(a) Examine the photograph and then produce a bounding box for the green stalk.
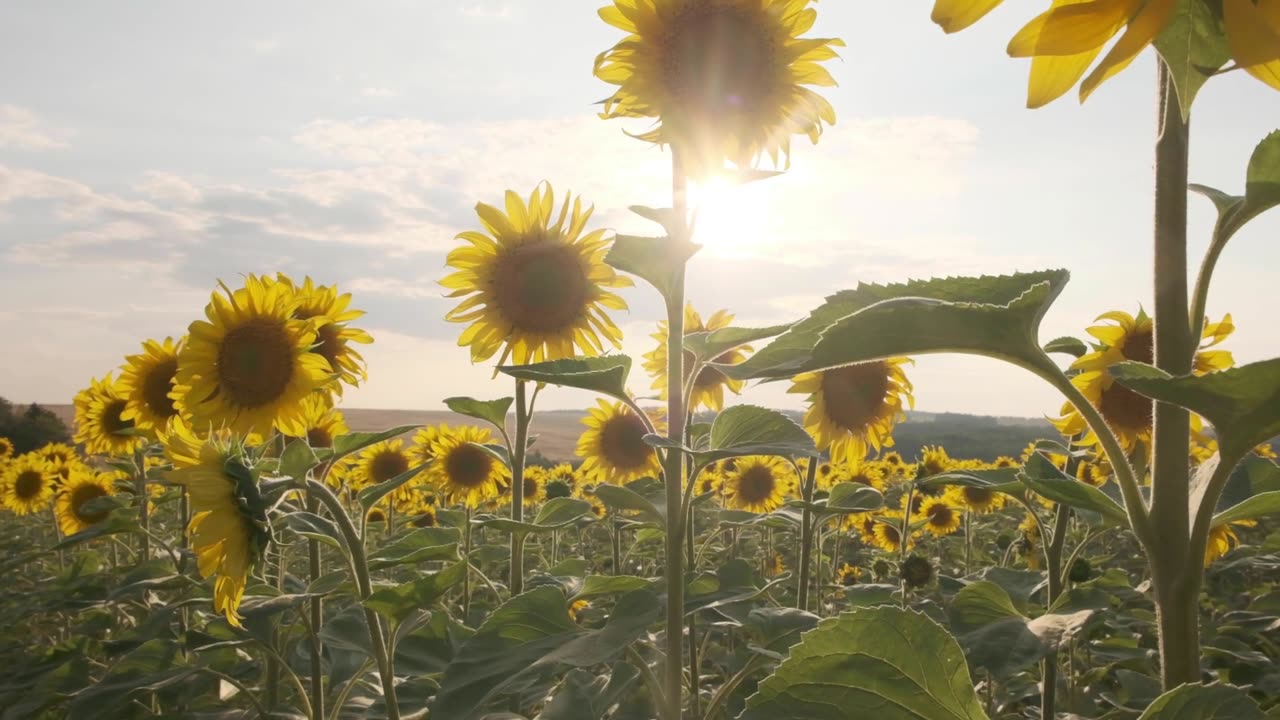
[510,379,530,596]
[306,480,400,720]
[463,507,474,619]
[1149,61,1200,690]
[134,452,150,562]
[686,502,700,718]
[1040,503,1072,720]
[796,460,818,611]
[661,149,690,720]
[306,488,326,719]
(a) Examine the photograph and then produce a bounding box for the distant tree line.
[0,397,72,454]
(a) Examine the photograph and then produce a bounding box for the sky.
[1,1,1278,420]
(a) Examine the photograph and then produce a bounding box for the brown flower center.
[663,6,778,122]
[962,487,994,506]
[446,444,494,488]
[218,319,295,408]
[369,450,409,484]
[307,427,334,449]
[1099,381,1152,435]
[14,470,44,500]
[926,504,956,528]
[820,362,891,433]
[142,359,179,419]
[1121,327,1154,364]
[523,474,539,499]
[734,464,777,505]
[492,241,589,334]
[70,483,110,525]
[101,399,133,435]
[598,411,653,471]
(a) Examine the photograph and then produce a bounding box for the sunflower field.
[4,1,1280,719]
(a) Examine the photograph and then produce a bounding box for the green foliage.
[498,356,634,402]
[1137,683,1264,719]
[1152,0,1230,120]
[0,397,72,453]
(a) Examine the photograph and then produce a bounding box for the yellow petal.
[1008,0,1137,57]
[1027,46,1107,107]
[931,0,1006,33]
[1079,0,1174,101]
[1224,0,1280,91]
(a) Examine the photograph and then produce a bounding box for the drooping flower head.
[595,0,844,174]
[644,304,750,412]
[789,359,914,465]
[272,275,373,395]
[55,470,118,537]
[930,0,1280,107]
[74,373,145,456]
[1,453,58,515]
[576,400,665,485]
[721,455,795,513]
[176,275,334,437]
[119,337,184,433]
[443,183,631,366]
[426,425,510,508]
[161,422,270,627]
[1205,520,1255,566]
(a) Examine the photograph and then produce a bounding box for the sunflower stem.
[305,487,326,720]
[796,459,818,611]
[463,506,473,620]
[305,480,399,720]
[686,501,700,719]
[510,379,529,596]
[1150,60,1200,690]
[134,451,150,563]
[1041,502,1072,720]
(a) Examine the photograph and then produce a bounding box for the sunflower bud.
[900,554,934,589]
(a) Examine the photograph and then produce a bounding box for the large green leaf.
[1212,491,1280,528]
[1152,0,1230,120]
[571,575,655,601]
[1111,359,1280,461]
[284,512,345,550]
[479,497,594,534]
[331,425,421,462]
[592,482,666,527]
[741,606,989,720]
[949,581,1021,635]
[445,396,512,434]
[823,482,885,514]
[604,233,699,301]
[683,324,789,364]
[949,581,1094,680]
[534,664,641,720]
[1136,683,1264,719]
[1191,130,1280,243]
[278,438,320,481]
[919,468,1024,496]
[497,356,633,401]
[696,404,817,464]
[725,271,1069,381]
[1020,452,1128,523]
[368,527,461,570]
[431,587,660,719]
[364,561,468,621]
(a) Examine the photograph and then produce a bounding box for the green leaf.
[497,356,633,401]
[357,462,430,511]
[365,561,468,621]
[823,482,885,514]
[1152,0,1230,120]
[278,438,320,481]
[697,404,817,463]
[605,234,699,301]
[1213,490,1280,528]
[534,665,641,720]
[949,581,1022,635]
[331,425,421,462]
[432,588,661,719]
[52,512,142,550]
[1137,683,1264,719]
[480,497,594,534]
[919,468,1024,496]
[571,575,655,601]
[445,396,512,434]
[1111,359,1280,461]
[949,582,1094,680]
[592,483,666,528]
[1043,336,1088,358]
[1192,131,1280,243]
[683,324,789,364]
[741,606,989,720]
[1020,452,1128,523]
[368,527,461,570]
[726,271,1069,381]
[285,511,345,550]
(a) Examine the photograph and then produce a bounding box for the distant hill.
[43,404,1054,463]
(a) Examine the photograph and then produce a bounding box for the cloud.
[0,106,72,151]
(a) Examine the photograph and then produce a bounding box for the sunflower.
[869,513,916,553]
[0,437,13,462]
[694,469,723,498]
[595,0,844,173]
[843,461,888,491]
[643,304,749,412]
[294,394,348,450]
[161,423,269,627]
[55,470,117,537]
[273,275,372,394]
[569,599,592,623]
[427,425,509,508]
[768,553,787,577]
[946,484,1006,514]
[1076,459,1110,487]
[722,455,795,513]
[411,503,439,528]
[930,0,1280,106]
[847,511,879,544]
[1,453,57,515]
[354,439,423,490]
[411,424,446,467]
[920,497,963,538]
[39,443,76,466]
[1053,310,1232,452]
[790,359,914,465]
[991,456,1018,469]
[73,373,145,456]
[119,337,184,433]
[175,274,332,438]
[914,445,955,480]
[366,507,388,524]
[1205,520,1255,566]
[442,183,631,366]
[576,400,664,485]
[836,563,863,586]
[522,466,547,507]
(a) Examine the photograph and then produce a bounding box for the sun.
[687,175,769,255]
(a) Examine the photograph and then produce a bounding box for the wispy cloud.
[0,106,72,151]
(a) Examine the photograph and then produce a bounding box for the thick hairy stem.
[1041,504,1072,720]
[662,150,690,720]
[1151,61,1200,690]
[306,490,326,719]
[463,507,473,619]
[306,481,400,720]
[135,456,150,562]
[510,379,529,596]
[686,503,700,718]
[796,460,818,611]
